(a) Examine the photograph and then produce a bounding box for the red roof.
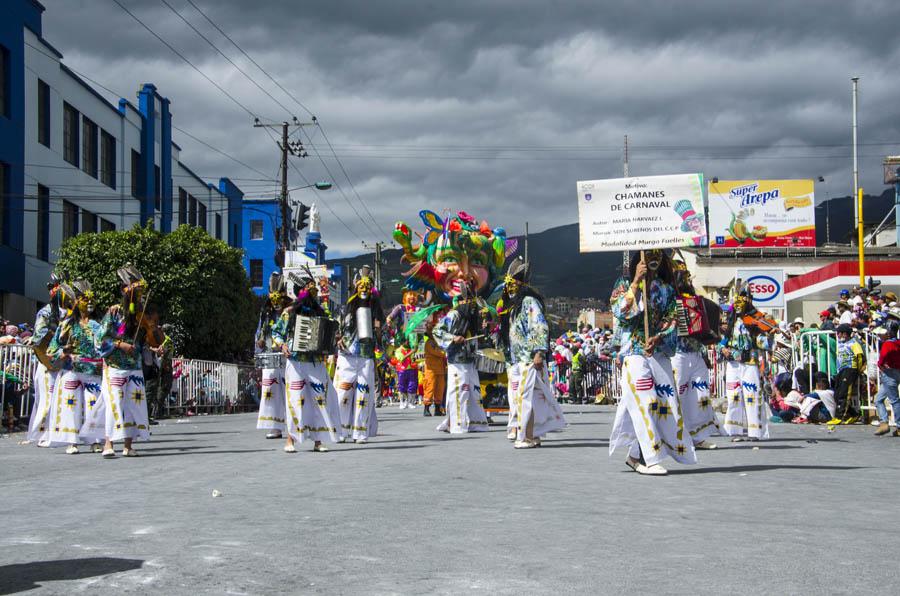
[785,260,900,293]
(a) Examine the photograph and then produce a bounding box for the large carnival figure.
[96,265,150,458]
[720,286,770,441]
[272,269,343,452]
[393,210,513,434]
[608,250,697,475]
[498,258,566,448]
[47,280,104,454]
[335,266,385,443]
[26,272,67,446]
[255,272,291,439]
[670,260,721,449]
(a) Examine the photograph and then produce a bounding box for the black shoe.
[435,407,445,417]
[148,419,159,426]
[423,405,432,417]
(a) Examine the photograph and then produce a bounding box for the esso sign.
[746,275,780,302]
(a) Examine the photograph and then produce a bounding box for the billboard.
[736,268,785,308]
[577,173,707,252]
[709,179,815,248]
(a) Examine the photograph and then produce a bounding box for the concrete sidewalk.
[0,406,893,595]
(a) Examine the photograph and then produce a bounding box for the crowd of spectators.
[0,319,34,345]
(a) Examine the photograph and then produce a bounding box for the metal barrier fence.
[168,359,257,415]
[1,344,39,428]
[550,358,620,403]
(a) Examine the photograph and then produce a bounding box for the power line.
[110,0,263,120]
[157,0,295,118]
[183,0,315,118]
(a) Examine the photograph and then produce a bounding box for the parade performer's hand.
[281,344,290,357]
[532,351,545,370]
[452,335,465,344]
[116,341,135,355]
[633,260,648,285]
[721,347,732,359]
[645,334,661,355]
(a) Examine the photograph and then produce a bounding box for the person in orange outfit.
[422,316,447,417]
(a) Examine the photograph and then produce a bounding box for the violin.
[740,308,780,334]
[139,316,166,350]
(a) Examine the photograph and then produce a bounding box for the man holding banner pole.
[578,173,708,475]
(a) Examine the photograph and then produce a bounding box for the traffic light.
[294,202,309,231]
[867,276,882,296]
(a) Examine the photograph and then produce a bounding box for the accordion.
[675,296,722,345]
[291,316,339,355]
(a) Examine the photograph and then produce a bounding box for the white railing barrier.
[0,344,39,427]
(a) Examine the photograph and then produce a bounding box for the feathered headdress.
[393,210,517,302]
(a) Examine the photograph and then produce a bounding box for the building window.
[82,118,98,178]
[0,46,8,119]
[249,259,263,288]
[188,194,197,226]
[37,184,49,260]
[63,103,79,166]
[0,163,7,246]
[215,213,222,239]
[38,79,50,147]
[81,208,97,234]
[100,218,116,232]
[131,150,140,198]
[198,202,207,231]
[250,220,263,240]
[154,165,160,210]
[178,187,187,225]
[100,130,116,188]
[63,200,79,240]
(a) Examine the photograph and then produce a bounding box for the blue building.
[0,0,245,321]
[242,199,280,295]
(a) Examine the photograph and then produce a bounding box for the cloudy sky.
[41,0,900,255]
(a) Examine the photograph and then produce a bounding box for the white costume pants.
[48,370,102,446]
[103,367,149,442]
[335,353,378,440]
[509,362,566,440]
[285,359,343,443]
[672,351,720,444]
[26,364,58,443]
[609,353,697,466]
[78,374,106,443]
[256,367,286,432]
[437,362,489,434]
[723,361,769,439]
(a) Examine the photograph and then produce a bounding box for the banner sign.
[577,173,707,252]
[709,179,815,248]
[736,268,785,308]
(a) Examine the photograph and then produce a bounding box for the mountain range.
[328,188,898,305]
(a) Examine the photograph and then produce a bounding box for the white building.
[1,1,244,321]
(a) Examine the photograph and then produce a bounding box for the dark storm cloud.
[41,0,900,254]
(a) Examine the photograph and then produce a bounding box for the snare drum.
[475,348,507,374]
[254,352,285,370]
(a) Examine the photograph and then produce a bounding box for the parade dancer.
[433,286,490,433]
[392,341,418,409]
[335,267,384,443]
[393,210,515,431]
[498,258,566,449]
[720,286,769,442]
[47,281,104,454]
[671,260,720,450]
[272,270,343,453]
[256,273,290,439]
[96,265,150,458]
[422,315,447,417]
[609,250,697,475]
[26,273,65,446]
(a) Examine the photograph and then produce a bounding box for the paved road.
[0,406,894,595]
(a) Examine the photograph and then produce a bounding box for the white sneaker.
[65,445,79,455]
[122,448,139,457]
[639,463,668,476]
[513,439,538,449]
[507,430,517,441]
[871,420,883,426]
[313,443,328,453]
[694,440,718,450]
[283,444,297,453]
[91,444,103,453]
[354,438,367,444]
[37,440,50,448]
[101,448,115,458]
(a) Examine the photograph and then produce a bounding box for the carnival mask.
[504,274,522,297]
[644,250,663,272]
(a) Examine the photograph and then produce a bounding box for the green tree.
[56,224,256,362]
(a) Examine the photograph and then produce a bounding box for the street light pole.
[852,77,860,231]
[280,122,289,251]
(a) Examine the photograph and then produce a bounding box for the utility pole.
[622,134,631,274]
[374,241,382,290]
[254,117,314,264]
[851,77,860,232]
[524,221,529,263]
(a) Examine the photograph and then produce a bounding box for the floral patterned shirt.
[610,277,677,358]
[50,318,104,376]
[508,296,549,365]
[97,309,144,370]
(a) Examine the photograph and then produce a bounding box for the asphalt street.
[0,405,895,595]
